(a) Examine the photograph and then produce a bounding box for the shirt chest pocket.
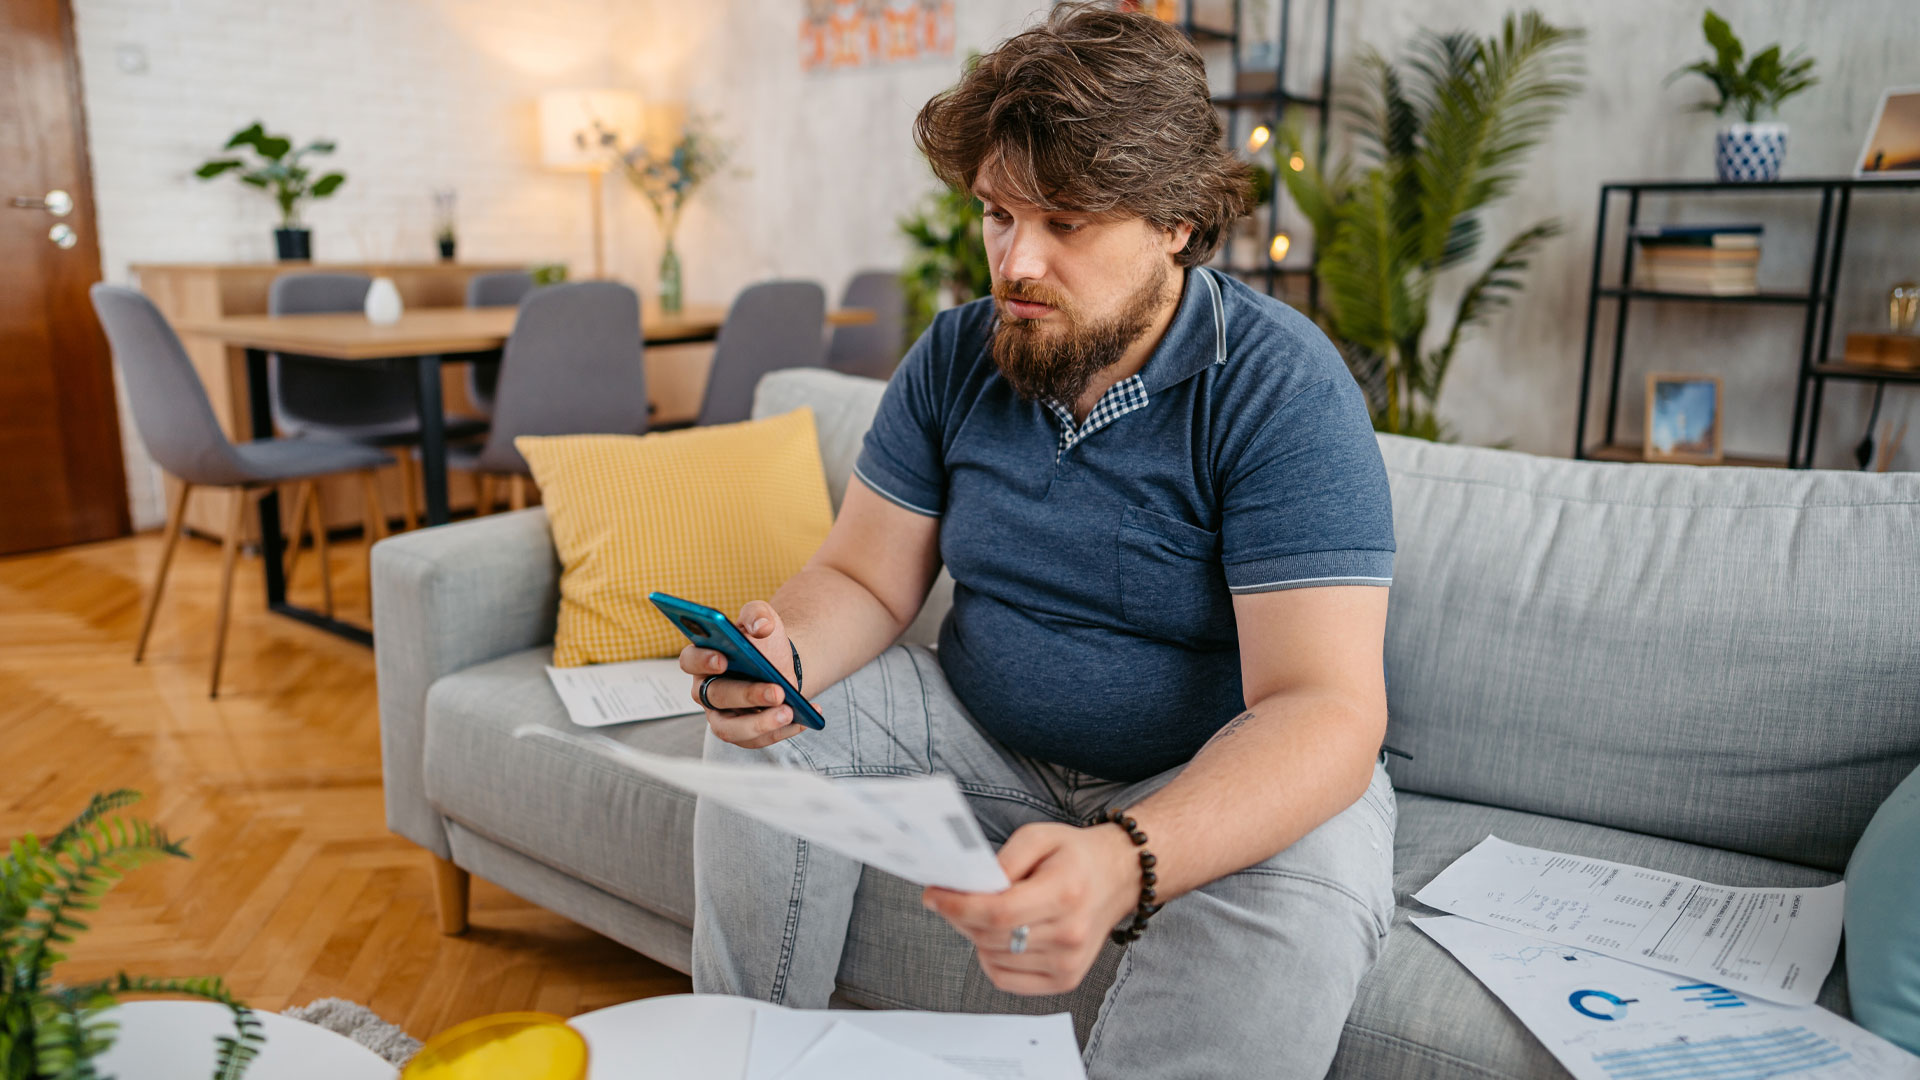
[1115,506,1236,645]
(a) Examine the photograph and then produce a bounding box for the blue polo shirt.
[852,267,1394,783]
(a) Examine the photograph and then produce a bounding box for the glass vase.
[658,239,683,314]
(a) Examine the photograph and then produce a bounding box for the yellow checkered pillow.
[518,407,834,667]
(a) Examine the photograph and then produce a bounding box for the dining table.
[177,300,875,645]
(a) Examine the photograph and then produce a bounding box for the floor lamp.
[538,89,642,280]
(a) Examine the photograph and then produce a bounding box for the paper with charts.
[1413,836,1842,1005]
[513,726,1010,892]
[1415,915,1919,1080]
[543,659,701,727]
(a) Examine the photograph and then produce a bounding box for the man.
[682,5,1396,1076]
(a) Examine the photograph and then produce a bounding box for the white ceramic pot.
[1715,121,1788,183]
[364,275,403,325]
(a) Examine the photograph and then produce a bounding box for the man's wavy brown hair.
[913,2,1252,269]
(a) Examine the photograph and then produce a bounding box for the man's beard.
[989,263,1171,406]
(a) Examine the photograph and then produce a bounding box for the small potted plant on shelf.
[2,791,263,1079]
[195,122,346,260]
[432,189,457,262]
[1668,9,1817,183]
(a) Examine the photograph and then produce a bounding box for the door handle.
[10,189,74,216]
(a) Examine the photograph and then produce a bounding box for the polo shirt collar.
[1137,266,1228,396]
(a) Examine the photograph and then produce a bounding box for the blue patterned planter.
[1715,123,1788,182]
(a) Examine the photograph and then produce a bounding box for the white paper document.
[544,659,700,727]
[767,1021,982,1080]
[514,726,1010,892]
[748,1009,1086,1080]
[1413,836,1843,1005]
[1415,915,1920,1080]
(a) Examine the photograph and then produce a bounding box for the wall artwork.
[801,0,955,73]
[1644,373,1724,465]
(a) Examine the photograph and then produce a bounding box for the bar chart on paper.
[1591,1026,1852,1079]
[1414,916,1920,1080]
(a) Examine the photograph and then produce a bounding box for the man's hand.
[678,600,806,749]
[922,821,1141,996]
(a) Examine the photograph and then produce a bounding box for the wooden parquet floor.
[0,526,690,1039]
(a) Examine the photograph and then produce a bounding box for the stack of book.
[1631,225,1762,295]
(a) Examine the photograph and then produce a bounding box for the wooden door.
[0,0,128,554]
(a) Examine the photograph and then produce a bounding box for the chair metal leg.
[396,454,421,533]
[431,855,470,935]
[509,474,528,512]
[135,479,192,663]
[283,480,314,586]
[476,474,496,518]
[209,488,248,698]
[358,469,387,597]
[309,483,334,618]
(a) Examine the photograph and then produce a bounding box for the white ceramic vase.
[364,276,403,325]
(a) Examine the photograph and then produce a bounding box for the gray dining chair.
[825,269,906,380]
[448,281,649,514]
[464,270,537,416]
[695,280,827,427]
[269,272,488,531]
[91,284,396,698]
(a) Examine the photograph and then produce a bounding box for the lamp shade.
[538,89,642,172]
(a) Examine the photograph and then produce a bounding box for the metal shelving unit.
[1573,176,1920,469]
[1166,0,1336,305]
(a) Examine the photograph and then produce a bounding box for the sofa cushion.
[520,408,836,666]
[423,646,704,923]
[1326,791,1851,1080]
[1376,435,1920,872]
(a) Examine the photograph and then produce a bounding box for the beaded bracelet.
[1103,808,1160,945]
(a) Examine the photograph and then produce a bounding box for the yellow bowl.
[402,1012,588,1080]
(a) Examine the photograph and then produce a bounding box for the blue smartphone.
[648,591,827,730]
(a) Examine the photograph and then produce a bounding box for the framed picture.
[1855,86,1920,179]
[1645,373,1723,464]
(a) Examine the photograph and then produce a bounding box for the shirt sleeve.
[1219,376,1395,592]
[851,316,948,517]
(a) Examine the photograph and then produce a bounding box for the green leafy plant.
[3,791,263,1080]
[195,123,346,228]
[1668,10,1817,124]
[529,263,569,287]
[899,185,993,346]
[1283,10,1583,440]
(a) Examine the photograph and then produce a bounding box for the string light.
[1246,125,1272,153]
[1270,232,1292,262]
[1288,152,1306,172]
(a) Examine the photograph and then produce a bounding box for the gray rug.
[282,998,422,1067]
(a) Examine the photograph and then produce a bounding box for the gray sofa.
[374,368,1920,1079]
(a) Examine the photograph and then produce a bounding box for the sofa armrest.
[373,508,561,857]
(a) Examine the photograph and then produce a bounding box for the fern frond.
[45,792,142,856]
[110,974,264,1080]
[17,818,189,995]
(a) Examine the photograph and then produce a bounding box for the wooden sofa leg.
[431,855,470,935]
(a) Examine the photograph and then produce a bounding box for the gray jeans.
[692,644,1396,1079]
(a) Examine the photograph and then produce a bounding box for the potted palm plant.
[1668,10,1817,183]
[2,791,263,1079]
[196,122,347,260]
[1282,10,1584,440]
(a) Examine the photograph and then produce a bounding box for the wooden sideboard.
[132,262,719,540]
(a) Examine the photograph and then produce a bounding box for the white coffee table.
[93,1001,396,1080]
[570,994,777,1078]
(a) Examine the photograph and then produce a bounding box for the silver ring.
[1009,924,1030,954]
[699,674,723,711]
